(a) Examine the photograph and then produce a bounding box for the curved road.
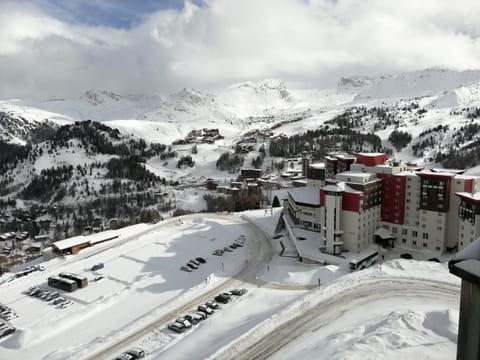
[210,277,460,360]
[84,213,274,360]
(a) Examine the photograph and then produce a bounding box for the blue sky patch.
[35,0,205,28]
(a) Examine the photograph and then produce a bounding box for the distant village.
[172,128,224,145]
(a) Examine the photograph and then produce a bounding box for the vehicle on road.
[400,253,413,260]
[168,322,186,333]
[349,250,379,271]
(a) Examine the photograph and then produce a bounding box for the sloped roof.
[288,187,320,206]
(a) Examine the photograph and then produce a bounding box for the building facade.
[285,152,480,255]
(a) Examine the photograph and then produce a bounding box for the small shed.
[374,228,395,248]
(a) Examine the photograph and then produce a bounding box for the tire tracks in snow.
[209,277,460,360]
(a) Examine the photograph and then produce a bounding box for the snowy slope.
[430,83,480,108]
[2,68,480,184]
[356,68,480,100]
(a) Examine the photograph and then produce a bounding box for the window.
[413,240,417,245]
[402,238,406,244]
[412,231,418,237]
[422,233,429,239]
[402,229,407,235]
[436,246,441,251]
[423,243,428,248]
[392,227,397,234]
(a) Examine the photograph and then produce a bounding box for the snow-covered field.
[0,214,265,359]
[0,211,461,360]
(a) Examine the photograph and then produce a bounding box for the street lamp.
[449,240,480,360]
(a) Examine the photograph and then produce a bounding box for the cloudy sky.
[1,0,480,99]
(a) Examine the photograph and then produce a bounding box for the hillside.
[2,68,480,240]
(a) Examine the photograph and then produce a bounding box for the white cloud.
[1,0,480,98]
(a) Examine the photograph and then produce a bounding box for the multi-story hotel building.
[284,152,480,255]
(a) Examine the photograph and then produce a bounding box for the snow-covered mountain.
[430,83,480,109]
[2,68,480,176]
[218,79,294,118]
[337,75,377,95]
[355,68,480,100]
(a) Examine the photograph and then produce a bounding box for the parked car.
[400,253,413,260]
[60,300,73,309]
[91,262,104,271]
[197,305,214,315]
[124,348,146,359]
[25,287,39,295]
[193,311,207,320]
[189,259,200,266]
[230,288,248,296]
[0,310,12,317]
[168,322,185,333]
[185,313,202,325]
[229,244,238,250]
[195,257,206,264]
[205,300,219,309]
[180,266,192,272]
[114,354,134,360]
[53,297,66,305]
[233,242,243,247]
[46,292,60,301]
[176,317,192,328]
[40,291,52,300]
[186,262,198,270]
[212,249,224,256]
[2,313,17,321]
[214,294,230,304]
[223,247,233,252]
[95,275,105,281]
[32,289,44,297]
[0,327,15,338]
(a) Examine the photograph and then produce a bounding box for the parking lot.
[0,216,255,360]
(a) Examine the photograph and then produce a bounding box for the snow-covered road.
[84,213,274,360]
[210,266,460,360]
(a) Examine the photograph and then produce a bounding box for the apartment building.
[285,152,480,255]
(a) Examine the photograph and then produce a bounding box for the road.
[83,213,274,360]
[210,277,460,360]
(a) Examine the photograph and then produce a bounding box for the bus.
[349,250,379,271]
